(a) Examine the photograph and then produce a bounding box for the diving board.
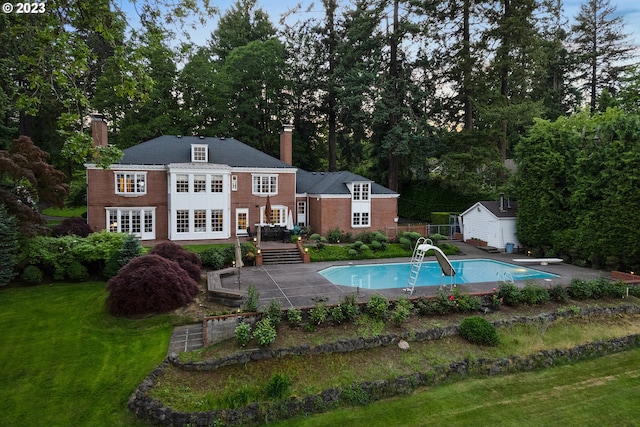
[512,258,563,266]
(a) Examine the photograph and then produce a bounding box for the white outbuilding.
[459,197,520,252]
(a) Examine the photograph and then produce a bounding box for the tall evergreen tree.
[571,0,635,111]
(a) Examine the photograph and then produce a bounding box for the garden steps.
[260,247,303,265]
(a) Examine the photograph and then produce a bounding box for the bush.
[148,242,202,283]
[366,294,389,321]
[286,307,302,327]
[599,279,627,298]
[331,304,345,324]
[263,299,283,326]
[67,261,89,282]
[105,254,199,316]
[459,316,500,346]
[549,285,569,303]
[243,285,260,312]
[198,248,224,269]
[341,294,360,321]
[235,321,251,347]
[50,217,92,237]
[497,282,522,306]
[21,265,43,284]
[265,373,291,400]
[348,248,358,257]
[253,318,277,347]
[391,298,413,326]
[567,278,593,299]
[520,282,550,305]
[309,301,328,325]
[0,204,19,286]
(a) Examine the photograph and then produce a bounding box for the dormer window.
[352,183,370,201]
[191,144,208,162]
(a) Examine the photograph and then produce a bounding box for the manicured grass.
[271,347,640,426]
[0,282,185,426]
[307,243,414,262]
[42,206,87,218]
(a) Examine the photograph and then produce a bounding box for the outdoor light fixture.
[297,236,301,241]
[257,249,261,254]
[253,237,257,243]
[304,247,308,253]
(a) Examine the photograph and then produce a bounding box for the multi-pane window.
[353,183,370,201]
[272,208,284,224]
[231,175,238,191]
[176,210,189,232]
[193,175,206,192]
[361,212,370,226]
[176,175,189,192]
[237,212,247,231]
[115,172,146,194]
[144,212,153,233]
[191,145,207,162]
[252,175,277,194]
[194,210,206,232]
[211,175,223,192]
[107,208,154,237]
[353,212,361,226]
[211,210,223,232]
[131,210,141,233]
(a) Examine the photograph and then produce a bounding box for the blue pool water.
[319,259,559,289]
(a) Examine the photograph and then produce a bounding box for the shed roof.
[461,201,518,218]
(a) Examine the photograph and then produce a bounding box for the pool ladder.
[405,237,430,296]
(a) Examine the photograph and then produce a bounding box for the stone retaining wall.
[130,304,640,426]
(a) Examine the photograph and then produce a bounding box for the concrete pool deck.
[220,241,608,310]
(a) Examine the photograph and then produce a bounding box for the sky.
[118,0,640,56]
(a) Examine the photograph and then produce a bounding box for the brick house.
[85,114,399,241]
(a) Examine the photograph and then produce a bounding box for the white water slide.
[405,237,456,295]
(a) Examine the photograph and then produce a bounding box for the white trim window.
[352,183,370,201]
[211,210,224,232]
[352,212,370,226]
[191,144,208,162]
[115,172,146,195]
[211,175,223,192]
[231,175,238,191]
[252,174,278,195]
[176,210,189,233]
[106,207,155,239]
[194,210,206,232]
[236,208,249,235]
[176,174,189,192]
[193,175,206,193]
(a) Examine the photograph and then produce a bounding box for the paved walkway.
[168,324,204,355]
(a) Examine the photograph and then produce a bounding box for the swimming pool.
[318,259,559,290]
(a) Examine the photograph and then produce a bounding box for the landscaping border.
[129,304,640,426]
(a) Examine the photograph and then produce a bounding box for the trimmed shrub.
[148,242,202,283]
[21,265,43,284]
[366,294,389,321]
[253,318,277,347]
[599,279,627,298]
[459,316,500,346]
[50,217,92,237]
[0,204,19,286]
[105,254,199,316]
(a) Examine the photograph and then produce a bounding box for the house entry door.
[236,208,249,236]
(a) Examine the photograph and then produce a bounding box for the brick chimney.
[91,113,108,148]
[280,123,294,165]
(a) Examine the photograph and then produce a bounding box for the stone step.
[261,248,303,264]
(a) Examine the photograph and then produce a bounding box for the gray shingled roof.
[296,170,397,195]
[480,201,518,218]
[118,135,396,195]
[119,135,295,169]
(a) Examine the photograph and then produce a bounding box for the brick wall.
[306,197,398,238]
[86,168,168,237]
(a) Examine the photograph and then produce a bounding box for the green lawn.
[42,206,87,218]
[273,347,640,427]
[0,282,184,426]
[1,282,639,427]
